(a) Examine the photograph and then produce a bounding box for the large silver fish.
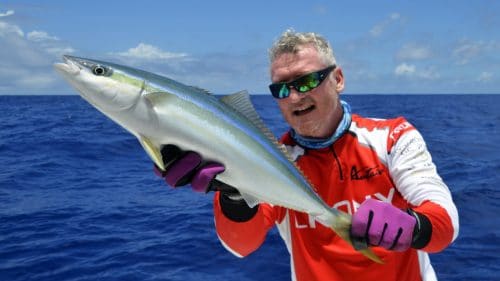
[54,55,381,263]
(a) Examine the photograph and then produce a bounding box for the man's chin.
[293,122,321,138]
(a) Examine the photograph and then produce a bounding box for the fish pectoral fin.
[143,91,173,109]
[138,135,165,171]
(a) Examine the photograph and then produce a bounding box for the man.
[154,30,459,281]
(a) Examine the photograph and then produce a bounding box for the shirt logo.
[350,165,384,180]
[389,121,413,141]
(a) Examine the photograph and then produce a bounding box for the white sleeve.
[388,130,459,241]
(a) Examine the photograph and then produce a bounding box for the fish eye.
[92,65,107,76]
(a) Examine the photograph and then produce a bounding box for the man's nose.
[288,87,304,102]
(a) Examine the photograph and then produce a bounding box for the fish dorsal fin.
[220,90,276,141]
[220,90,297,163]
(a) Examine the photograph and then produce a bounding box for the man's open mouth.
[293,105,315,116]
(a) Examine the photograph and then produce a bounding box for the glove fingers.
[387,213,415,251]
[379,224,398,249]
[367,219,387,246]
[395,229,413,251]
[164,152,202,187]
[351,207,371,238]
[191,163,225,193]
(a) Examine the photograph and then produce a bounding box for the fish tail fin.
[330,211,384,264]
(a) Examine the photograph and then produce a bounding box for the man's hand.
[351,199,417,251]
[153,144,225,193]
[154,144,258,222]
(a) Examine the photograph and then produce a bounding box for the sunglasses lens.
[278,84,290,98]
[296,73,320,93]
[270,83,290,99]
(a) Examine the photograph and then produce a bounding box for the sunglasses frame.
[269,65,336,99]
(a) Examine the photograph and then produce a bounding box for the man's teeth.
[293,105,315,116]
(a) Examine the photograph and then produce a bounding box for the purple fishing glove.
[154,145,258,223]
[351,199,417,251]
[153,144,225,193]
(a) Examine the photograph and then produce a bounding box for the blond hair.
[269,29,336,66]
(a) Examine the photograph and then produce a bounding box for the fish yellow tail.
[330,211,384,264]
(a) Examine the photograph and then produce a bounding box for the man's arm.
[388,121,459,252]
[213,192,277,257]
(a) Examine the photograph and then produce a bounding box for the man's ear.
[334,67,345,92]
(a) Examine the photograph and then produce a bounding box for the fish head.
[54,55,144,112]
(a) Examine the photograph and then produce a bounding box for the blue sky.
[0,0,498,95]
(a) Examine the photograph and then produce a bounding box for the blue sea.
[1,94,499,281]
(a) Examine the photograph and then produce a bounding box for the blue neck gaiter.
[290,100,352,149]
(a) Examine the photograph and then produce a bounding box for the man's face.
[270,45,344,138]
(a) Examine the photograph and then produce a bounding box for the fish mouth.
[53,55,81,76]
[293,105,315,116]
[54,55,97,105]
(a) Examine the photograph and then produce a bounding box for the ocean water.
[0,94,499,281]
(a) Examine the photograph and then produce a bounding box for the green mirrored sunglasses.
[269,65,336,99]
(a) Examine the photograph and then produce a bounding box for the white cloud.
[0,10,14,17]
[0,20,72,58]
[0,12,77,94]
[16,73,58,88]
[26,31,74,57]
[114,43,188,61]
[394,63,416,76]
[394,63,440,80]
[0,21,24,37]
[0,62,59,91]
[418,66,440,80]
[26,33,74,60]
[27,30,60,42]
[396,44,432,60]
[477,72,493,82]
[453,41,483,65]
[453,40,500,65]
[0,21,49,66]
[370,13,401,37]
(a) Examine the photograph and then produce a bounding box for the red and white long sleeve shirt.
[213,114,459,281]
